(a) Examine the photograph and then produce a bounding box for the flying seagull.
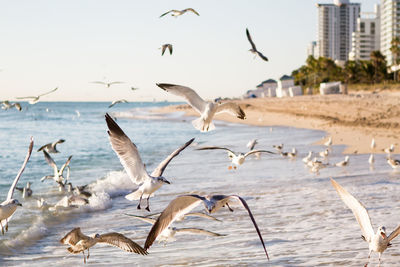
[0,137,33,234]
[37,139,65,153]
[144,194,269,260]
[246,139,258,151]
[1,101,22,111]
[109,99,128,108]
[197,146,274,169]
[90,81,124,88]
[331,178,400,264]
[105,113,194,211]
[16,87,58,104]
[246,28,268,61]
[159,8,200,18]
[157,83,246,132]
[40,150,72,186]
[60,227,148,264]
[160,44,173,56]
[131,87,139,91]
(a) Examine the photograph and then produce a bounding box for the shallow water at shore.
[1,102,400,266]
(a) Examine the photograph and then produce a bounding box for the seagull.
[273,144,283,152]
[157,83,246,132]
[302,151,313,164]
[387,156,400,169]
[159,8,200,18]
[127,214,224,244]
[16,181,33,198]
[335,156,349,167]
[288,148,297,158]
[384,144,395,154]
[16,87,58,104]
[37,139,65,153]
[319,148,329,158]
[330,178,400,264]
[0,137,33,234]
[131,87,139,91]
[60,227,148,264]
[246,28,268,61]
[324,137,332,146]
[40,151,72,186]
[109,99,128,108]
[196,146,274,169]
[1,101,22,111]
[105,113,194,211]
[371,138,376,150]
[308,157,328,173]
[368,154,375,165]
[90,81,124,88]
[160,44,173,56]
[144,194,269,260]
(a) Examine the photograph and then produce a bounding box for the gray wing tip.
[156,83,176,91]
[105,113,125,136]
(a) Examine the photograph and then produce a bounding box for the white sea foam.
[3,218,48,249]
[89,170,136,198]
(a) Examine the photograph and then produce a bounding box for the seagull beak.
[17,203,22,207]
[164,179,171,184]
[381,231,387,239]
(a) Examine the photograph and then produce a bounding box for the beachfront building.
[276,75,303,98]
[243,79,277,98]
[316,0,361,62]
[349,5,380,61]
[380,0,400,66]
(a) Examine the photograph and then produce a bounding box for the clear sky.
[0,0,379,102]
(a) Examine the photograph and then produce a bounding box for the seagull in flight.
[246,28,268,61]
[0,137,33,234]
[160,44,173,56]
[1,101,22,111]
[157,83,246,132]
[105,113,194,211]
[331,178,400,264]
[60,227,148,264]
[37,139,65,153]
[40,150,72,186]
[109,99,128,108]
[90,81,124,88]
[159,8,200,18]
[131,87,139,91]
[197,146,274,169]
[16,87,58,104]
[144,194,269,260]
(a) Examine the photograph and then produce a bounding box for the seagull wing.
[244,150,275,158]
[215,102,246,119]
[108,81,125,85]
[330,178,375,242]
[151,138,194,177]
[60,227,86,246]
[144,195,204,250]
[247,139,257,150]
[196,146,236,158]
[176,228,224,236]
[246,28,257,51]
[184,8,200,16]
[159,10,173,18]
[105,113,149,184]
[59,155,73,176]
[168,44,173,55]
[161,45,167,56]
[388,225,400,242]
[15,96,36,100]
[38,87,58,97]
[185,212,221,222]
[91,81,106,85]
[53,139,65,146]
[109,100,118,108]
[98,233,148,255]
[14,103,22,111]
[43,150,59,178]
[124,214,156,225]
[156,83,207,114]
[37,143,51,152]
[256,51,269,62]
[7,137,33,200]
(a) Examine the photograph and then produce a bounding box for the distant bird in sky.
[144,194,269,260]
[60,227,148,264]
[131,87,139,91]
[40,151,72,186]
[246,28,268,61]
[331,178,400,264]
[90,81,124,88]
[0,137,33,234]
[16,87,58,104]
[1,100,22,111]
[159,8,200,18]
[109,99,128,108]
[105,113,194,211]
[160,44,173,56]
[37,139,65,153]
[157,83,246,132]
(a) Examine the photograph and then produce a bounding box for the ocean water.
[0,102,400,266]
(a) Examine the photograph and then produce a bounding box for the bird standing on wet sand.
[159,8,200,18]
[246,28,268,61]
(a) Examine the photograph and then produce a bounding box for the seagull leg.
[87,248,90,259]
[145,196,151,212]
[5,219,8,232]
[233,166,237,170]
[0,221,3,235]
[82,251,86,264]
[226,203,234,212]
[228,166,232,170]
[137,193,144,210]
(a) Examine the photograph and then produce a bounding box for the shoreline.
[154,91,400,154]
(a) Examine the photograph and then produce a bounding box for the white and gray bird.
[0,137,33,234]
[40,151,72,186]
[60,227,148,264]
[302,151,313,164]
[105,113,194,211]
[157,83,246,132]
[90,81,124,88]
[324,137,332,146]
[160,44,173,56]
[384,144,395,154]
[196,146,274,169]
[16,87,58,104]
[331,178,400,264]
[16,181,33,198]
[246,28,268,61]
[37,139,65,153]
[387,156,400,169]
[288,148,297,158]
[109,99,128,108]
[335,156,350,167]
[144,194,269,260]
[246,139,258,151]
[371,138,376,150]
[273,144,283,152]
[1,100,22,111]
[319,148,329,158]
[159,8,200,18]
[368,154,375,165]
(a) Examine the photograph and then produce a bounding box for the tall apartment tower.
[380,0,400,66]
[316,0,361,62]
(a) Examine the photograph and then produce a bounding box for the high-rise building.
[349,5,380,61]
[380,0,400,66]
[316,0,361,62]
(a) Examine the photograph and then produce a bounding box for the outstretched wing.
[176,228,225,236]
[184,8,200,16]
[38,87,58,97]
[37,143,51,152]
[168,44,173,55]
[330,178,375,242]
[196,146,236,158]
[60,227,86,246]
[105,113,149,184]
[246,28,257,51]
[15,96,36,100]
[109,81,124,85]
[91,81,106,85]
[125,214,156,225]
[215,102,246,120]
[388,225,400,242]
[151,138,194,177]
[99,233,148,255]
[185,212,221,222]
[156,83,207,114]
[244,150,275,158]
[159,10,174,18]
[59,155,73,175]
[7,137,33,200]
[256,51,269,62]
[43,150,59,178]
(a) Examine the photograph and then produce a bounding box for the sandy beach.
[155,90,400,154]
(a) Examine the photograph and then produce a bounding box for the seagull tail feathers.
[125,189,143,201]
[192,118,215,132]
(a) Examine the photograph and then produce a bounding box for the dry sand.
[155,91,400,154]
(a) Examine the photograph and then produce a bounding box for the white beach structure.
[243,79,277,98]
[276,75,303,98]
[320,81,341,95]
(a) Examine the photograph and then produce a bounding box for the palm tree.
[390,37,400,81]
[370,50,387,83]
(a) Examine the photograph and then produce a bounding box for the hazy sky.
[0,0,379,102]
